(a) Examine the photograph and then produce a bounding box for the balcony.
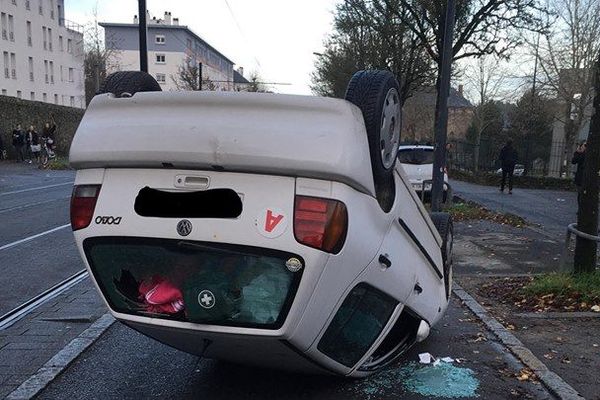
[59,18,84,34]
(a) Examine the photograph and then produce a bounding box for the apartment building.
[101,11,234,91]
[0,0,84,108]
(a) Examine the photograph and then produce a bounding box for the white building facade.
[101,12,234,91]
[0,0,85,108]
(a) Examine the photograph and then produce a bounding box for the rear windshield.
[83,237,303,329]
[398,148,434,165]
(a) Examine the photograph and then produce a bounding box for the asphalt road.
[451,179,577,238]
[38,297,551,400]
[0,162,79,315]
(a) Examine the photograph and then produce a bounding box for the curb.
[453,283,585,400]
[5,313,115,400]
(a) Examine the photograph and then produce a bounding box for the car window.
[83,237,302,329]
[398,149,434,165]
[317,283,397,367]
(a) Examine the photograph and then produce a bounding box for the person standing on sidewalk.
[571,140,586,208]
[11,124,26,162]
[27,125,41,164]
[499,139,518,194]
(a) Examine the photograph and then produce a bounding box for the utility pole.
[573,56,600,273]
[431,0,456,212]
[138,0,148,73]
[198,62,203,91]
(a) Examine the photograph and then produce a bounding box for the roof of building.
[233,70,250,84]
[405,87,473,108]
[99,22,234,65]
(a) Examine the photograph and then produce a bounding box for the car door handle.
[379,254,392,269]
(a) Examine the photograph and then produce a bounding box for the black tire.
[430,212,453,301]
[98,71,162,97]
[345,70,402,212]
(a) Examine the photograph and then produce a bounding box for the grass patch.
[523,272,600,306]
[446,201,526,227]
[45,157,71,170]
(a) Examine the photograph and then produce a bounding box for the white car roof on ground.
[69,91,376,196]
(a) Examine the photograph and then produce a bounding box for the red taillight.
[294,196,348,253]
[70,185,101,231]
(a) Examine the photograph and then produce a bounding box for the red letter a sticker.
[265,210,284,233]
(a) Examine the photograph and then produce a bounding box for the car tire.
[430,212,453,301]
[345,70,402,212]
[98,71,162,98]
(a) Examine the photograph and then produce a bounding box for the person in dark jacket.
[572,140,586,207]
[499,139,518,194]
[42,115,57,154]
[12,124,25,162]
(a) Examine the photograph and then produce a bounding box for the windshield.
[397,149,434,165]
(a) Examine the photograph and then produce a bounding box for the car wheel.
[345,70,401,212]
[430,212,453,301]
[98,71,162,98]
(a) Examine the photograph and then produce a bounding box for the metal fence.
[447,138,575,178]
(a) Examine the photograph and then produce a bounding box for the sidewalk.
[0,279,107,399]
[454,219,599,400]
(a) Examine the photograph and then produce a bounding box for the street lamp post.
[138,0,148,73]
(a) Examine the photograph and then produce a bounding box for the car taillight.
[70,185,101,231]
[294,196,348,254]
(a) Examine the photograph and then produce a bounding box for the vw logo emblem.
[177,219,193,236]
[198,290,216,309]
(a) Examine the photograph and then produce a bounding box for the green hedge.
[450,169,576,191]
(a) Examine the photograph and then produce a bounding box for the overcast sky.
[66,0,340,95]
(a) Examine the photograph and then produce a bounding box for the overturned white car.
[69,70,453,377]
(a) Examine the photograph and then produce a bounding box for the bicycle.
[39,138,56,169]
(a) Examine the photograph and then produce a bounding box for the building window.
[1,13,6,40]
[10,53,16,79]
[50,0,55,19]
[27,21,32,46]
[68,67,74,82]
[8,15,14,41]
[49,61,54,83]
[54,94,58,104]
[155,35,165,44]
[155,54,166,64]
[43,93,47,102]
[17,90,22,99]
[1,89,6,96]
[42,26,47,50]
[70,96,74,107]
[39,0,43,15]
[59,35,63,51]
[48,28,52,51]
[30,92,35,101]
[186,38,192,49]
[12,0,17,6]
[25,1,30,11]
[2,52,8,78]
[44,60,48,83]
[60,65,63,81]
[156,73,166,83]
[28,56,33,81]
[67,38,72,53]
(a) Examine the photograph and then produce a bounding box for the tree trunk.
[573,58,600,273]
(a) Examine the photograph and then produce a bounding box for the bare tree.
[311,0,435,105]
[171,58,216,91]
[84,6,118,104]
[534,0,600,176]
[465,55,508,169]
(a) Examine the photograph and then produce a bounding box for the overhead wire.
[222,0,262,69]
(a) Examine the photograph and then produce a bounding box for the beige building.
[401,85,474,143]
[101,12,235,91]
[0,0,85,107]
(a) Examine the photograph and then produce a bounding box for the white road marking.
[0,224,70,252]
[0,181,74,196]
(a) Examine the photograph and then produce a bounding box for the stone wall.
[0,96,84,159]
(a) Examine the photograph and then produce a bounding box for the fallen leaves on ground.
[475,276,600,313]
[446,201,527,227]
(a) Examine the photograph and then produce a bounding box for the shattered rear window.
[83,237,303,329]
